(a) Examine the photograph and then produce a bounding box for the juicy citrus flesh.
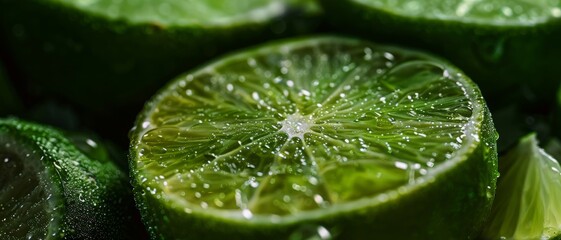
[132,36,487,223]
[353,0,561,25]
[55,0,289,26]
[0,129,60,239]
[483,134,561,240]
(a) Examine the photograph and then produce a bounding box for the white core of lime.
[279,113,313,140]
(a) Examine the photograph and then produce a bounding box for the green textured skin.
[129,37,499,240]
[320,0,561,108]
[0,119,141,239]
[0,0,320,118]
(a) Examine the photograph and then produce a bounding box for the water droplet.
[486,185,493,199]
[552,8,561,17]
[242,209,253,219]
[247,58,257,67]
[501,6,513,17]
[287,80,294,88]
[252,92,260,101]
[289,225,334,240]
[394,161,408,170]
[299,89,311,97]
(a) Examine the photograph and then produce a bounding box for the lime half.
[0,119,139,239]
[320,0,561,106]
[130,36,498,239]
[0,0,319,112]
[482,133,561,240]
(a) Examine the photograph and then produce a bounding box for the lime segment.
[130,36,498,239]
[483,133,561,240]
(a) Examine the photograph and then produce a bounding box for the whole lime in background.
[129,36,498,239]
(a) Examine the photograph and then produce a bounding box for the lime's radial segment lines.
[139,120,280,172]
[132,37,490,222]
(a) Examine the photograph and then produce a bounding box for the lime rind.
[483,133,561,240]
[130,36,497,238]
[0,118,136,239]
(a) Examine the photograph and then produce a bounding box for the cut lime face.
[355,0,561,25]
[130,36,498,239]
[0,119,139,239]
[483,133,561,240]
[320,0,561,108]
[57,0,288,26]
[0,0,320,140]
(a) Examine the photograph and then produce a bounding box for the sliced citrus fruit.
[130,36,498,239]
[0,0,320,142]
[0,118,141,239]
[482,133,561,240]
[320,0,561,106]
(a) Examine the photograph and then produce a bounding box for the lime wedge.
[482,133,561,240]
[320,0,561,106]
[0,0,319,112]
[0,118,139,239]
[130,36,498,239]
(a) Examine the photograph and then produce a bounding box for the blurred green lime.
[320,0,561,107]
[0,0,321,112]
[0,0,321,147]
